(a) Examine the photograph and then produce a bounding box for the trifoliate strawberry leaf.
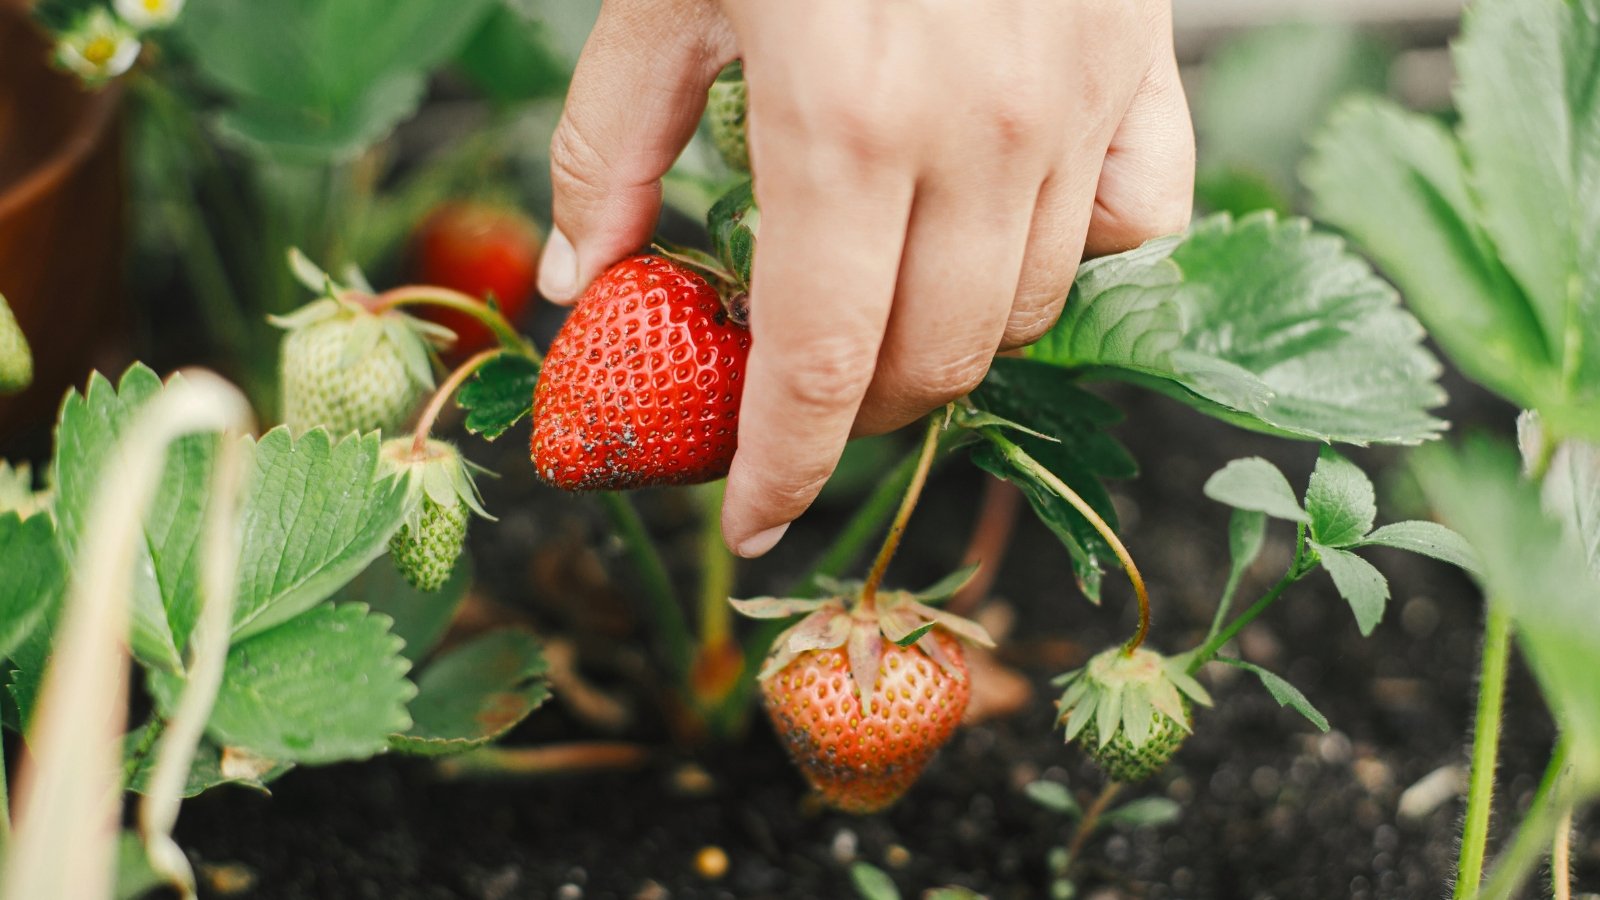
[1417,441,1600,786]
[458,353,540,440]
[1227,509,1267,588]
[1100,797,1182,828]
[1304,447,1376,547]
[123,728,292,798]
[51,366,218,671]
[336,553,473,664]
[1354,521,1482,579]
[230,428,410,641]
[967,358,1135,603]
[148,604,416,764]
[176,0,500,162]
[0,513,63,664]
[1203,457,1310,524]
[389,629,550,756]
[1311,542,1389,636]
[1216,655,1329,732]
[1024,780,1082,817]
[1030,212,1446,445]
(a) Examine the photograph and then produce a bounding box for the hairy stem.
[599,492,692,678]
[1552,805,1573,900]
[697,481,735,648]
[1187,530,1308,675]
[1065,782,1124,866]
[369,285,539,359]
[860,415,943,611]
[988,431,1150,654]
[121,716,167,784]
[1456,604,1513,900]
[1479,735,1572,900]
[793,442,931,597]
[410,348,502,456]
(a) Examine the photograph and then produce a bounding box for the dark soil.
[172,371,1600,900]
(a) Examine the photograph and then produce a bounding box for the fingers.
[854,177,1034,435]
[1004,164,1104,349]
[540,0,735,303]
[720,159,916,558]
[1083,48,1195,259]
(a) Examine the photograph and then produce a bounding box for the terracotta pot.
[0,8,126,442]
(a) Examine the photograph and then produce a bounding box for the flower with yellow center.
[55,9,140,83]
[114,0,185,31]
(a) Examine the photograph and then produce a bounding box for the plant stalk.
[697,480,735,648]
[859,415,943,611]
[410,348,503,456]
[988,431,1150,654]
[1552,805,1573,900]
[599,492,692,678]
[792,440,935,598]
[1455,603,1513,900]
[1478,735,1572,900]
[1065,781,1124,866]
[1187,530,1308,675]
[369,285,539,359]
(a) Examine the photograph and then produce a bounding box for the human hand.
[538,0,1194,557]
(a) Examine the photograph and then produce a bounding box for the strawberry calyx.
[647,240,749,326]
[1055,645,1213,781]
[379,437,494,527]
[731,569,995,714]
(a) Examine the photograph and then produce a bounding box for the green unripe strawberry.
[1056,646,1212,784]
[381,438,491,591]
[0,292,33,394]
[707,65,749,173]
[272,298,439,437]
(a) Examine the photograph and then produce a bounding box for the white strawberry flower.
[114,0,186,31]
[55,9,141,83]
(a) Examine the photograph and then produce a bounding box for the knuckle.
[548,118,611,196]
[779,335,879,413]
[760,465,835,514]
[1003,305,1065,348]
[895,346,996,405]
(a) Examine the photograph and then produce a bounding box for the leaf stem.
[859,415,943,612]
[1455,603,1514,899]
[697,481,735,648]
[1064,781,1123,866]
[793,441,937,597]
[1552,804,1573,900]
[121,716,167,784]
[988,431,1150,654]
[410,349,503,457]
[1477,734,1572,900]
[599,492,692,678]
[1187,528,1308,675]
[368,286,539,360]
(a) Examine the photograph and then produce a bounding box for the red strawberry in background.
[731,583,995,813]
[411,201,543,357]
[531,254,750,491]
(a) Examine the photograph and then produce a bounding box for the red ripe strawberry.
[531,254,750,491]
[732,582,995,813]
[412,202,542,356]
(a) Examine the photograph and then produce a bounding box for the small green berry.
[0,293,33,394]
[1057,646,1212,783]
[707,71,749,173]
[390,495,470,591]
[380,438,492,592]
[1079,699,1190,783]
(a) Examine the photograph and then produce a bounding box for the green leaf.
[124,728,293,798]
[708,180,758,287]
[1203,458,1310,523]
[968,359,1135,602]
[389,629,549,756]
[0,513,63,663]
[1024,780,1082,817]
[1101,797,1182,828]
[1217,656,1330,732]
[1543,440,1600,578]
[1414,439,1600,785]
[911,564,982,604]
[1452,0,1600,394]
[1227,509,1268,585]
[1311,542,1389,636]
[115,831,166,900]
[337,554,472,663]
[1355,521,1483,579]
[1304,447,1376,547]
[1197,22,1389,205]
[453,4,570,104]
[1030,212,1446,445]
[231,428,410,640]
[1305,97,1597,435]
[849,862,901,900]
[176,0,500,162]
[51,366,216,671]
[459,354,541,440]
[148,604,416,764]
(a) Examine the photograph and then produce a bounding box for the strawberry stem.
[409,348,502,458]
[987,431,1150,655]
[1064,781,1123,868]
[367,285,540,361]
[860,413,944,612]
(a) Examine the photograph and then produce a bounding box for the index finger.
[720,148,914,557]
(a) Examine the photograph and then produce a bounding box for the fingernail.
[734,523,789,558]
[539,227,577,301]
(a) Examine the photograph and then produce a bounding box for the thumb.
[540,0,735,303]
